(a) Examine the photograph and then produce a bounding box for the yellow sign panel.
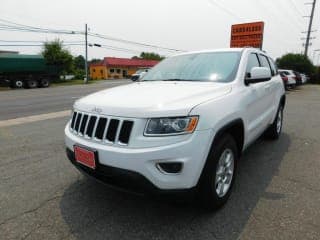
[230,21,265,49]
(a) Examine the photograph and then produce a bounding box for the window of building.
[110,69,114,73]
[100,70,103,74]
[116,69,121,74]
[93,68,96,72]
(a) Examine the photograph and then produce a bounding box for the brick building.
[90,57,159,80]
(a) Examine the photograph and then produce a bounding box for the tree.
[42,39,74,74]
[132,52,165,61]
[276,53,315,76]
[74,55,85,70]
[90,58,103,64]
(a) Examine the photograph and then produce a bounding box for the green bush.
[73,69,85,80]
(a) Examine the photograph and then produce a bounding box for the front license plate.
[74,146,96,169]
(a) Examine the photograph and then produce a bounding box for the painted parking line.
[0,110,71,128]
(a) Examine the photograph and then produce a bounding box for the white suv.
[65,48,285,209]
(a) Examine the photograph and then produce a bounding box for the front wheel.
[197,134,238,210]
[9,80,24,88]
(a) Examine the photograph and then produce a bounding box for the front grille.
[70,111,134,145]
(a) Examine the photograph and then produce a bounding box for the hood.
[74,81,232,118]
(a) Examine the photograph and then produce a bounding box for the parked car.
[300,73,308,84]
[65,48,285,210]
[278,69,296,89]
[131,68,150,81]
[279,72,289,89]
[293,71,302,86]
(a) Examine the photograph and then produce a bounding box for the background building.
[90,57,159,80]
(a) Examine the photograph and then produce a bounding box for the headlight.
[144,116,198,136]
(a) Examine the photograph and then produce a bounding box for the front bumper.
[65,123,213,190]
[66,148,197,197]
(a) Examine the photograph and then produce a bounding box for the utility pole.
[304,0,317,56]
[84,23,88,84]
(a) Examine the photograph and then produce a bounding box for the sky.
[0,0,320,64]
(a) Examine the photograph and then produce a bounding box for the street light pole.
[84,23,88,84]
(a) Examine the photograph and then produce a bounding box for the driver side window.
[246,53,260,78]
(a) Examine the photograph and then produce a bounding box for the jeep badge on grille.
[91,107,102,114]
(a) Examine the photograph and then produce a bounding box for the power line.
[207,0,244,21]
[0,18,82,34]
[88,32,184,52]
[0,43,84,47]
[0,18,184,53]
[0,39,84,43]
[288,0,305,17]
[95,44,145,54]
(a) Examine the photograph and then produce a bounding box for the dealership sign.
[230,21,265,49]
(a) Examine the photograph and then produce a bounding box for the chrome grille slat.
[83,114,91,138]
[78,114,84,135]
[79,114,89,135]
[70,111,134,146]
[114,120,123,143]
[70,112,77,129]
[102,119,110,141]
[92,116,100,141]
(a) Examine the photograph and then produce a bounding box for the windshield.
[142,51,241,82]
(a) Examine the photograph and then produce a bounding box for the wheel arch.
[212,119,245,157]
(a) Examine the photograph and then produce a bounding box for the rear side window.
[268,58,277,76]
[259,55,271,69]
[259,55,274,78]
[246,53,260,77]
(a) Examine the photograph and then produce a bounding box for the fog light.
[156,162,183,174]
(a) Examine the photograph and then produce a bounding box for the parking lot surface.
[0,84,319,240]
[0,79,130,121]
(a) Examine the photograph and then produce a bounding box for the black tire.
[39,79,50,88]
[265,104,284,140]
[197,134,238,210]
[9,80,24,89]
[26,79,39,89]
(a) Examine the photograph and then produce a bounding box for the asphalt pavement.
[0,84,319,240]
[0,79,131,121]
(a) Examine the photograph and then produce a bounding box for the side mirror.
[138,71,147,80]
[245,67,271,85]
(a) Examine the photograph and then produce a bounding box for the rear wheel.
[265,104,283,139]
[26,79,39,89]
[197,134,238,210]
[39,79,50,88]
